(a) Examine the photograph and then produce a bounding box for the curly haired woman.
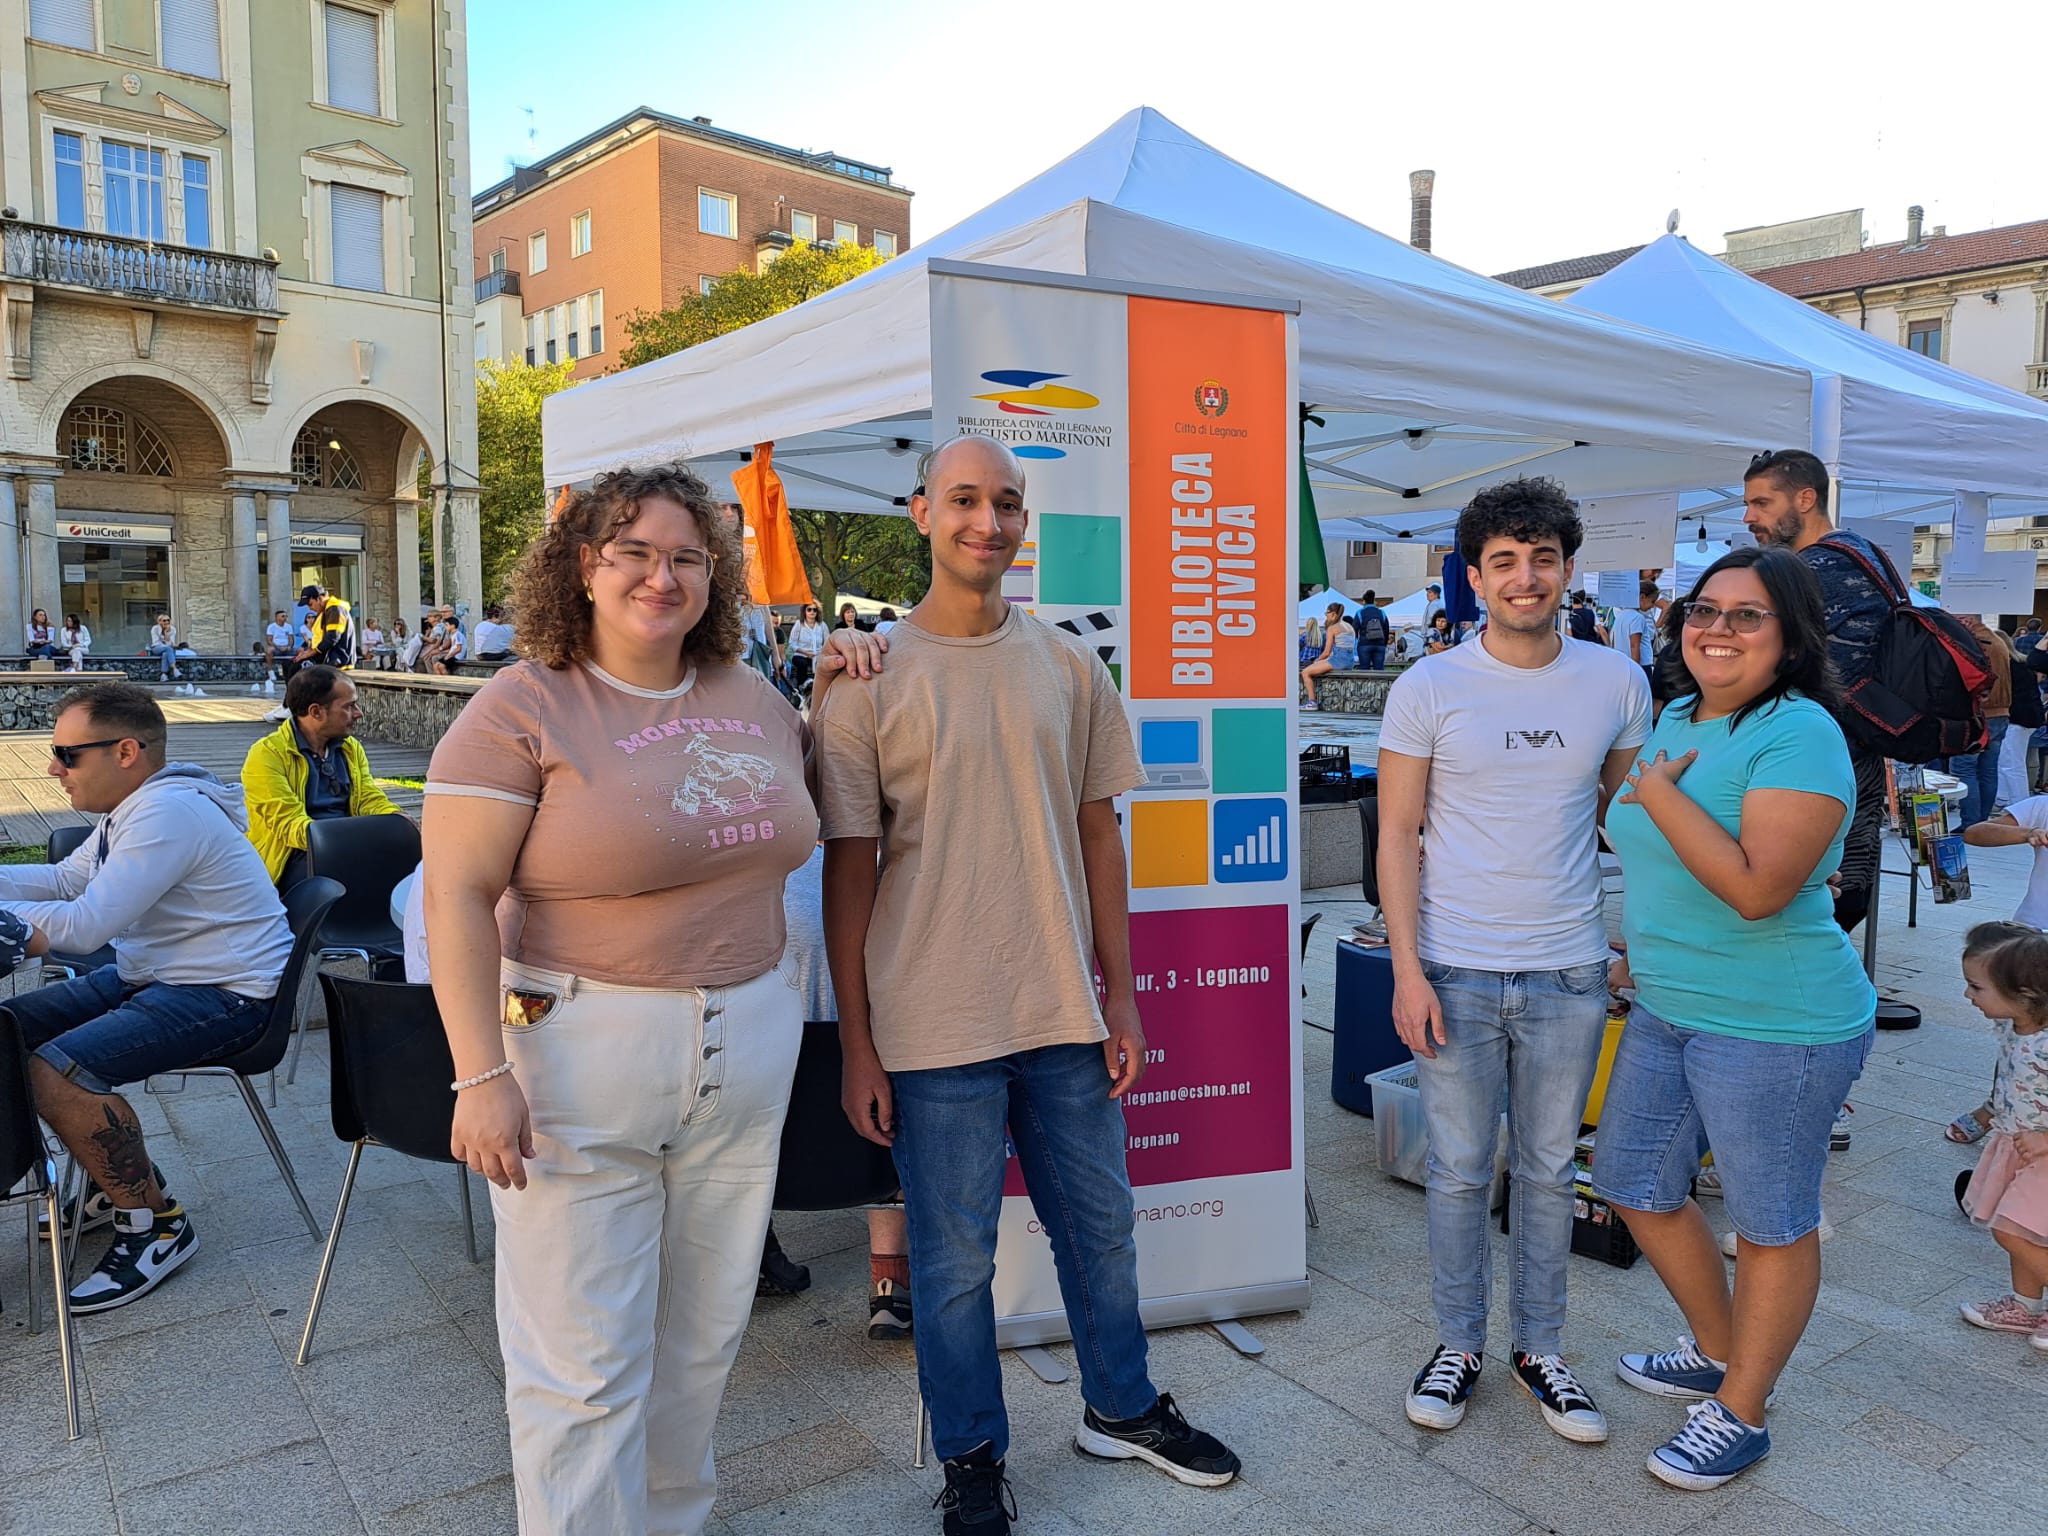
[423,463,880,1534]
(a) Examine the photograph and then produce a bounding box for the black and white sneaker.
[1513,1351,1609,1442]
[37,1163,171,1240]
[1405,1345,1482,1430]
[868,1278,913,1340]
[934,1442,1014,1534]
[1075,1392,1240,1487]
[755,1226,811,1297]
[68,1206,197,1314]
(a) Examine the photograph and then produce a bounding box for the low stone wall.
[1313,670,1398,716]
[353,671,485,750]
[3,655,271,684]
[0,671,128,729]
[1303,801,1366,890]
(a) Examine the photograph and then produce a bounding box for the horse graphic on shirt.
[669,735,779,816]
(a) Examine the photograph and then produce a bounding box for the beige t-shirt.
[815,607,1144,1071]
[426,658,818,988]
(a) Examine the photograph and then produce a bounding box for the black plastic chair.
[168,877,344,1244]
[39,825,115,982]
[772,1020,902,1213]
[0,1011,82,1439]
[297,968,477,1364]
[294,814,421,1085]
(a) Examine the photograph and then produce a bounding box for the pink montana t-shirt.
[426,658,818,988]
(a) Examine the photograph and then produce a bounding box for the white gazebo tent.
[1569,235,2048,533]
[544,109,1810,534]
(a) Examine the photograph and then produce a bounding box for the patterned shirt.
[1802,530,1891,697]
[1991,1023,2048,1135]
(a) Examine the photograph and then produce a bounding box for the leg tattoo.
[87,1099,161,1210]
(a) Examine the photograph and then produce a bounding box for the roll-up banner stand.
[929,262,1309,1345]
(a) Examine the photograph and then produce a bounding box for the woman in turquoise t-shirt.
[1592,545,1876,1494]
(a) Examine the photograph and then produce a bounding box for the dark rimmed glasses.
[1680,600,1777,635]
[50,738,128,769]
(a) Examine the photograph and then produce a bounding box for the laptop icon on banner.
[1134,718,1210,792]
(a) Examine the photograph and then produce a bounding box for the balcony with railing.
[476,267,521,302]
[2028,361,2048,400]
[2,218,280,315]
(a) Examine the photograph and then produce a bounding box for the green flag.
[1298,416,1329,588]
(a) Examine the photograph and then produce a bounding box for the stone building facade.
[0,0,479,658]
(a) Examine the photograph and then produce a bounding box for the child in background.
[1955,922,2048,1349]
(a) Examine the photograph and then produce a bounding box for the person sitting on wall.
[60,614,91,673]
[241,665,404,890]
[472,605,516,662]
[25,608,58,661]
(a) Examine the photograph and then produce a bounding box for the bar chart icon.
[1213,798,1288,884]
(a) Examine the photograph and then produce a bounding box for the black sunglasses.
[51,738,128,768]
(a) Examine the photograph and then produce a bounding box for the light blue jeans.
[1951,715,2009,828]
[1413,960,1611,1357]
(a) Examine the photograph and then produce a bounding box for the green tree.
[615,241,922,609]
[615,241,887,369]
[476,358,578,601]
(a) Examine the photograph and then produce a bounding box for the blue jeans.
[1590,1000,1872,1245]
[890,1042,1155,1461]
[8,964,269,1094]
[1414,960,1611,1356]
[1358,642,1388,670]
[1952,716,2009,827]
[148,642,180,675]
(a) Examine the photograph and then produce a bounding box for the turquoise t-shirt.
[1606,692,1876,1044]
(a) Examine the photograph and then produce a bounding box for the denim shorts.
[1588,999,1873,1246]
[8,964,270,1094]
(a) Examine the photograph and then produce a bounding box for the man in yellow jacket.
[241,665,403,888]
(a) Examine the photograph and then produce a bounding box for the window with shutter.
[329,184,385,291]
[324,3,382,115]
[29,0,95,49]
[161,0,222,78]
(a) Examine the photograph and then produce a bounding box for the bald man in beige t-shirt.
[817,435,1240,1532]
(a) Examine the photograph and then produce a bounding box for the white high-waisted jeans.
[491,956,802,1535]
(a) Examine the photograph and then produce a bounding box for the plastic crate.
[1366,1062,1506,1207]
[1299,744,1357,802]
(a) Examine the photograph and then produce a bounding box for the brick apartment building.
[471,109,912,380]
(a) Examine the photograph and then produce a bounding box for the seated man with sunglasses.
[0,683,293,1313]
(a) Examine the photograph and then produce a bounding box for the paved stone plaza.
[0,698,2040,1533]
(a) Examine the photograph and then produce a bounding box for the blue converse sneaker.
[1648,1399,1770,1490]
[1618,1336,1727,1400]
[68,1205,197,1314]
[1619,1337,1779,1406]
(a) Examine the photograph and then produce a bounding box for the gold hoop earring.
[583,586,593,602]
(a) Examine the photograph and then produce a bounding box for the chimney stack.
[1904,204,1924,247]
[1409,169,1436,252]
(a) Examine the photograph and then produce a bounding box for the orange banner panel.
[1126,298,1289,700]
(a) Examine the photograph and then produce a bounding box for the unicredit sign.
[62,520,172,544]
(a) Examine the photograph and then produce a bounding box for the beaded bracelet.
[451,1060,516,1092]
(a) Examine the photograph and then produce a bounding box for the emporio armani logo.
[1503,730,1567,749]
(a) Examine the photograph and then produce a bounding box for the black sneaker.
[1512,1351,1609,1443]
[868,1278,913,1340]
[1074,1392,1240,1487]
[1405,1345,1482,1430]
[756,1226,811,1297]
[68,1206,197,1314]
[37,1163,171,1240]
[934,1442,1014,1534]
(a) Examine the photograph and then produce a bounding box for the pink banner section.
[1002,903,1293,1196]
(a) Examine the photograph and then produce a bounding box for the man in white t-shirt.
[1964,798,2048,928]
[1377,476,1650,1447]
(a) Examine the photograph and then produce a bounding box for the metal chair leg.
[24,1197,39,1336]
[295,1141,362,1365]
[230,1073,322,1239]
[44,1172,81,1440]
[456,1165,478,1264]
[913,1393,928,1470]
[1305,1181,1320,1230]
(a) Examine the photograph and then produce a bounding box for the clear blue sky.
[468,0,2045,275]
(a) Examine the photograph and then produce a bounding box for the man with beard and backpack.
[1355,590,1392,670]
[1742,449,1990,932]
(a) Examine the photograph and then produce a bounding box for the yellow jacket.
[241,719,402,880]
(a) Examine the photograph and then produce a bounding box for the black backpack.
[1817,535,1992,763]
[1358,606,1387,644]
[1567,606,1598,641]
